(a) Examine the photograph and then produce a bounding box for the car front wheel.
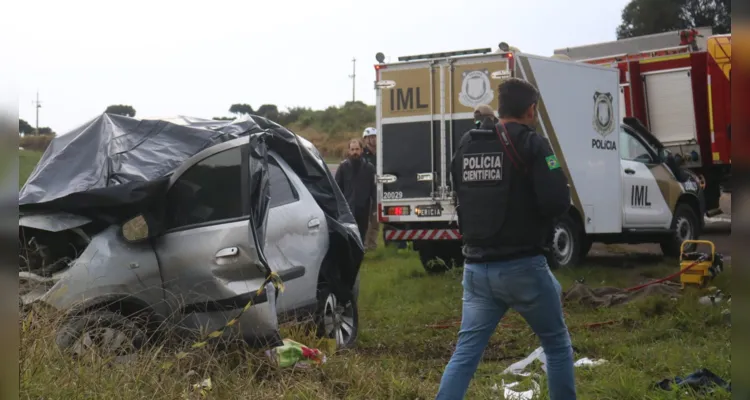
[315,284,358,350]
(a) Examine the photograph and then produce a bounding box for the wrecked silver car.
[19,114,364,355]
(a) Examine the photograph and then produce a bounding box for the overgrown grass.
[19,245,731,399]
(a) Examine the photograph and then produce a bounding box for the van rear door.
[377,61,440,201]
[445,54,513,194]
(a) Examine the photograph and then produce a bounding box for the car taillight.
[384,206,410,216]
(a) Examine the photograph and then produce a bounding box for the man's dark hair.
[497,78,540,119]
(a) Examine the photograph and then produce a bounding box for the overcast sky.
[7,0,629,134]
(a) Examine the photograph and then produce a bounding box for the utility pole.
[348,58,356,102]
[33,91,42,134]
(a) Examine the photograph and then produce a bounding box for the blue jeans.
[436,255,576,400]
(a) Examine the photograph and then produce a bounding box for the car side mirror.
[122,214,151,243]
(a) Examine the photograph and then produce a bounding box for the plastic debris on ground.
[698,289,728,306]
[492,380,540,400]
[573,357,608,367]
[655,368,731,394]
[265,338,327,368]
[499,347,608,398]
[184,370,212,399]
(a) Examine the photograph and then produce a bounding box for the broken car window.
[267,157,299,208]
[165,147,245,230]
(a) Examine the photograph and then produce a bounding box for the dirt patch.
[563,281,681,309]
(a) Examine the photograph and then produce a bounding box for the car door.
[153,141,279,340]
[264,153,328,315]
[619,127,672,228]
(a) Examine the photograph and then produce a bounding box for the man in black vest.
[436,78,576,400]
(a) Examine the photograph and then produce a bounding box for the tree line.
[218,101,375,135]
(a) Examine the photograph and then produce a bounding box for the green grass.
[19,150,42,189]
[19,244,731,399]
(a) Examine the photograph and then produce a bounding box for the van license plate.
[416,205,442,217]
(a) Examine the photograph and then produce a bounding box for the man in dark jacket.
[335,138,376,242]
[436,78,576,400]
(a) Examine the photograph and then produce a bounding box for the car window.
[165,147,245,230]
[268,157,299,208]
[619,128,654,164]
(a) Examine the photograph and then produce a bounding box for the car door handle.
[215,247,239,258]
[624,168,636,175]
[308,218,321,229]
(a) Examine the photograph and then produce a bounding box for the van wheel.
[551,214,583,268]
[418,242,464,274]
[660,203,699,258]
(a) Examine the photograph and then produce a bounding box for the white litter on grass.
[499,347,608,398]
[699,290,727,306]
[502,346,547,376]
[574,357,608,367]
[492,380,541,400]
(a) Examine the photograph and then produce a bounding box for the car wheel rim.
[72,326,136,361]
[323,293,355,348]
[553,225,573,266]
[676,216,693,243]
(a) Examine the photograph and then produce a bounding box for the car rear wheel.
[56,310,146,362]
[551,214,583,269]
[417,241,464,274]
[660,203,699,257]
[315,284,358,350]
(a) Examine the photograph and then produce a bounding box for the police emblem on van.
[459,70,495,108]
[591,91,617,151]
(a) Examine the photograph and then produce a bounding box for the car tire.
[56,310,147,362]
[417,241,464,274]
[315,284,358,350]
[551,214,583,268]
[660,203,699,258]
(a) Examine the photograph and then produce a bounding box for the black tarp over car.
[19,113,363,303]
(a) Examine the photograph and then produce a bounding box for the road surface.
[327,163,731,260]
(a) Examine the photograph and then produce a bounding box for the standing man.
[362,127,379,251]
[335,138,377,243]
[436,78,576,400]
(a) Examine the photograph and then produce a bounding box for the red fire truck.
[554,28,731,215]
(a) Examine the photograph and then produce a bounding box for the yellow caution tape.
[161,271,284,370]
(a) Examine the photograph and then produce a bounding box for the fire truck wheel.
[660,203,699,258]
[418,242,464,275]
